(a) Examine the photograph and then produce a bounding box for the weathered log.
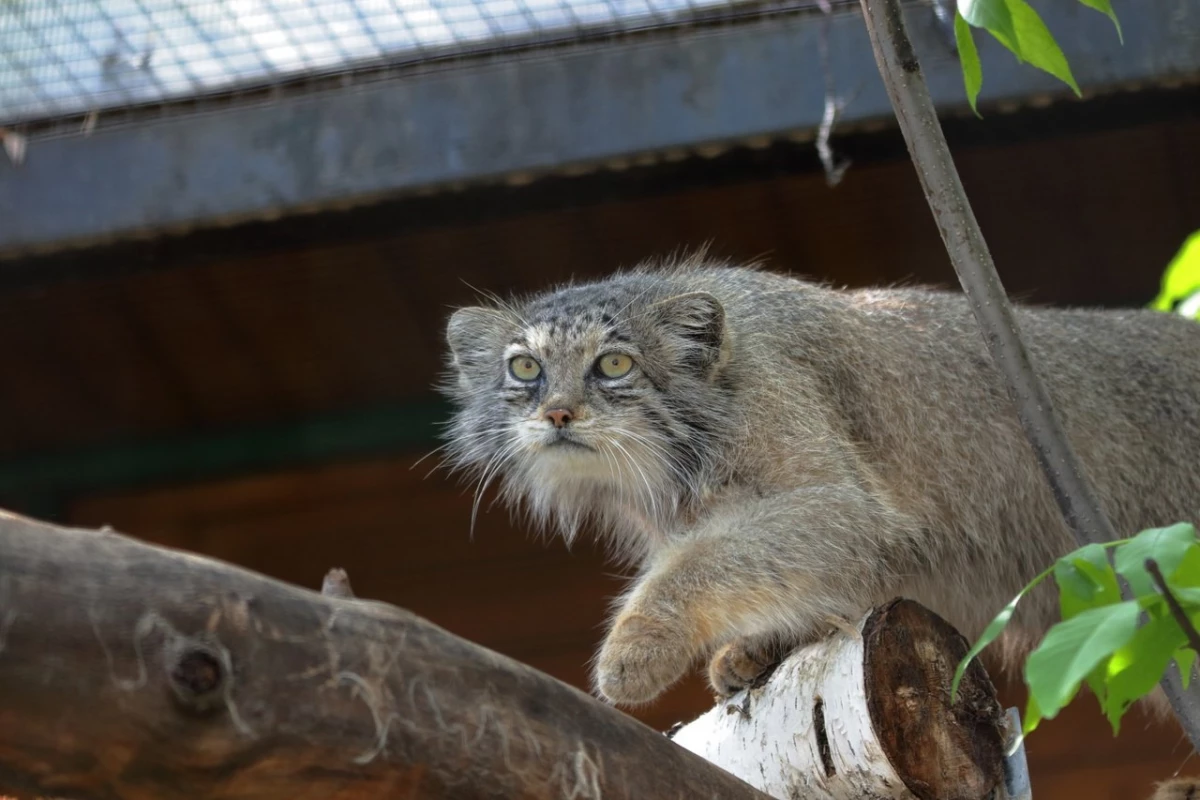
[0,510,773,800]
[671,599,1009,800]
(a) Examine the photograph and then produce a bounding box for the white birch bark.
[670,601,1015,800]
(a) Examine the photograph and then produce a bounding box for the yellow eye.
[596,353,634,379]
[509,356,542,381]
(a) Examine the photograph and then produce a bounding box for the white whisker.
[469,437,524,538]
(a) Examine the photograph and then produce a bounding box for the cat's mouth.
[542,430,596,452]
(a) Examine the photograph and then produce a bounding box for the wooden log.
[671,599,1008,800]
[0,510,773,800]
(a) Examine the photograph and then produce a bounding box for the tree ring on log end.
[862,598,1005,800]
[165,640,228,715]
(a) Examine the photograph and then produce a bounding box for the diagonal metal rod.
[854,0,1200,750]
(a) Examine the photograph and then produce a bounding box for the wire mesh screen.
[0,0,830,130]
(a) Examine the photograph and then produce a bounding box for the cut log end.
[671,597,1007,799]
[863,599,1006,800]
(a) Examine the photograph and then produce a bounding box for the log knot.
[167,642,226,714]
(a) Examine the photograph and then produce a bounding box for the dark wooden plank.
[118,267,278,425]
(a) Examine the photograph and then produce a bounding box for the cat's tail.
[1152,778,1200,799]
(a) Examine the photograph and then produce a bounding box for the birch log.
[671,599,1008,800]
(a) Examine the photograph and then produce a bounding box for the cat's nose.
[544,408,573,428]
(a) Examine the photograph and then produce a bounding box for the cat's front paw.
[1151,778,1200,800]
[595,612,692,706]
[707,636,782,697]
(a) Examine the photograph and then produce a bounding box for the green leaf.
[1001,0,1081,96]
[1055,543,1121,621]
[1176,647,1197,689]
[953,593,1022,699]
[957,0,1018,54]
[1052,546,1123,708]
[953,561,1058,699]
[1102,615,1187,734]
[1083,663,1109,711]
[1114,524,1199,597]
[1024,601,1141,722]
[1171,544,1200,589]
[1022,691,1043,736]
[954,12,983,117]
[963,0,1081,97]
[954,538,1131,702]
[1074,0,1123,43]
[1163,587,1200,608]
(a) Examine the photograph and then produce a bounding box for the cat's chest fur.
[603,475,744,557]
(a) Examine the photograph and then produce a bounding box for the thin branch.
[855,0,1116,545]
[1147,558,1200,656]
[854,0,1200,750]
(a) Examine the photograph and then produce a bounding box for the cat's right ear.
[446,307,495,360]
[446,307,511,387]
[653,291,729,375]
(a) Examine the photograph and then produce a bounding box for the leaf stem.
[1146,558,1200,656]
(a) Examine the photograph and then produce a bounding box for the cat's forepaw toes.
[1151,778,1200,800]
[595,613,691,706]
[707,637,781,697]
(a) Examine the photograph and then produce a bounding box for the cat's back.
[660,263,1200,526]
[673,265,1200,423]
[587,260,1200,440]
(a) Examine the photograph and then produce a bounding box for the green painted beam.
[0,400,448,519]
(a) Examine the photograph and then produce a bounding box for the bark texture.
[0,511,771,800]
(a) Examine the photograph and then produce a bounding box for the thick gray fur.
[439,253,1200,710]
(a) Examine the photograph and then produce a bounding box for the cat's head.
[440,275,734,556]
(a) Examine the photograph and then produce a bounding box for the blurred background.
[0,0,1198,796]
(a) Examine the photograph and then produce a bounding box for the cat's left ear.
[653,291,729,374]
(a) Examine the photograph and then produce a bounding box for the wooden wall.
[0,116,1197,462]
[68,454,1200,799]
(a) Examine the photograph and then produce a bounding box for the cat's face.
[441,280,732,550]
